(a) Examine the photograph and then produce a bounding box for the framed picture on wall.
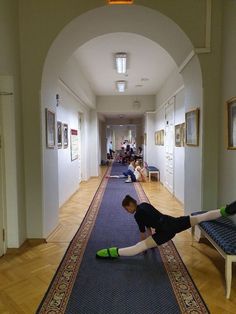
[175,124,185,147]
[154,131,158,145]
[155,130,164,146]
[227,97,236,150]
[45,109,56,148]
[57,121,62,148]
[175,124,182,147]
[71,129,79,161]
[160,129,165,146]
[144,133,147,145]
[185,108,200,146]
[181,122,186,146]
[63,123,69,148]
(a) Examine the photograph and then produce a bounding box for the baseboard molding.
[59,187,80,210]
[6,238,46,254]
[174,197,184,207]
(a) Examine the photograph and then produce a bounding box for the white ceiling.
[74,32,177,96]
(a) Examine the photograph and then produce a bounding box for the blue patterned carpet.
[65,163,180,314]
[37,163,209,314]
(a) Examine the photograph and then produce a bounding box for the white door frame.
[0,92,11,256]
[0,75,19,250]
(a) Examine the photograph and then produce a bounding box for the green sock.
[220,206,228,217]
[96,247,119,258]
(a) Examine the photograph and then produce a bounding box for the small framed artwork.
[175,124,185,147]
[71,129,79,161]
[175,124,182,147]
[63,123,69,148]
[154,131,159,145]
[181,122,186,146]
[227,97,236,150]
[185,108,200,146]
[160,129,164,146]
[57,121,62,148]
[155,130,164,146]
[144,133,147,145]
[45,109,56,148]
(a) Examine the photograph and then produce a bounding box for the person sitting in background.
[106,159,139,182]
[121,141,127,150]
[125,160,147,183]
[123,159,135,177]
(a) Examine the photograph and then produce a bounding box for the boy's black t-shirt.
[134,202,167,233]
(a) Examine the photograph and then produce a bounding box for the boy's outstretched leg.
[190,199,236,227]
[96,236,157,259]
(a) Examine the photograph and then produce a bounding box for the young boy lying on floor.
[96,195,236,258]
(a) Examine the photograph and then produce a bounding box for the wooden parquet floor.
[0,167,235,313]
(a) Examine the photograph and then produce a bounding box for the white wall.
[57,85,89,207]
[60,56,96,108]
[144,68,185,204]
[219,0,236,223]
[97,95,155,114]
[182,56,203,214]
[174,89,185,203]
[41,60,98,238]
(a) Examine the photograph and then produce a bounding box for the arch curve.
[42,4,194,93]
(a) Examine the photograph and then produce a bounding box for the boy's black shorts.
[152,216,191,245]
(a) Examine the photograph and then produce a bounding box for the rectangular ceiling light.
[116,80,126,93]
[108,0,134,4]
[115,53,127,74]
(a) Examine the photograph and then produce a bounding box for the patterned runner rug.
[37,163,209,314]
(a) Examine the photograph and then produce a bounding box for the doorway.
[164,98,175,194]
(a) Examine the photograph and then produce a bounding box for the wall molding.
[156,85,185,113]
[178,50,195,73]
[195,0,212,54]
[178,0,212,73]
[58,77,90,111]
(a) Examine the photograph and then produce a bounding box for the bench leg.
[149,172,151,182]
[191,226,195,246]
[225,256,232,299]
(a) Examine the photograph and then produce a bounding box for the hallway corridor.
[1,1,236,312]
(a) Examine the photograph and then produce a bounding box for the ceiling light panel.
[115,53,127,74]
[116,80,127,93]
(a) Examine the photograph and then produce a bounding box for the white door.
[0,97,5,256]
[164,99,175,193]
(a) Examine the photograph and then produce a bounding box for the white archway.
[41,4,203,237]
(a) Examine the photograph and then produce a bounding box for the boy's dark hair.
[122,195,137,207]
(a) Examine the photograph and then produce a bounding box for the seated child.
[125,161,147,183]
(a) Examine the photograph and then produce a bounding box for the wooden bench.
[191,213,236,299]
